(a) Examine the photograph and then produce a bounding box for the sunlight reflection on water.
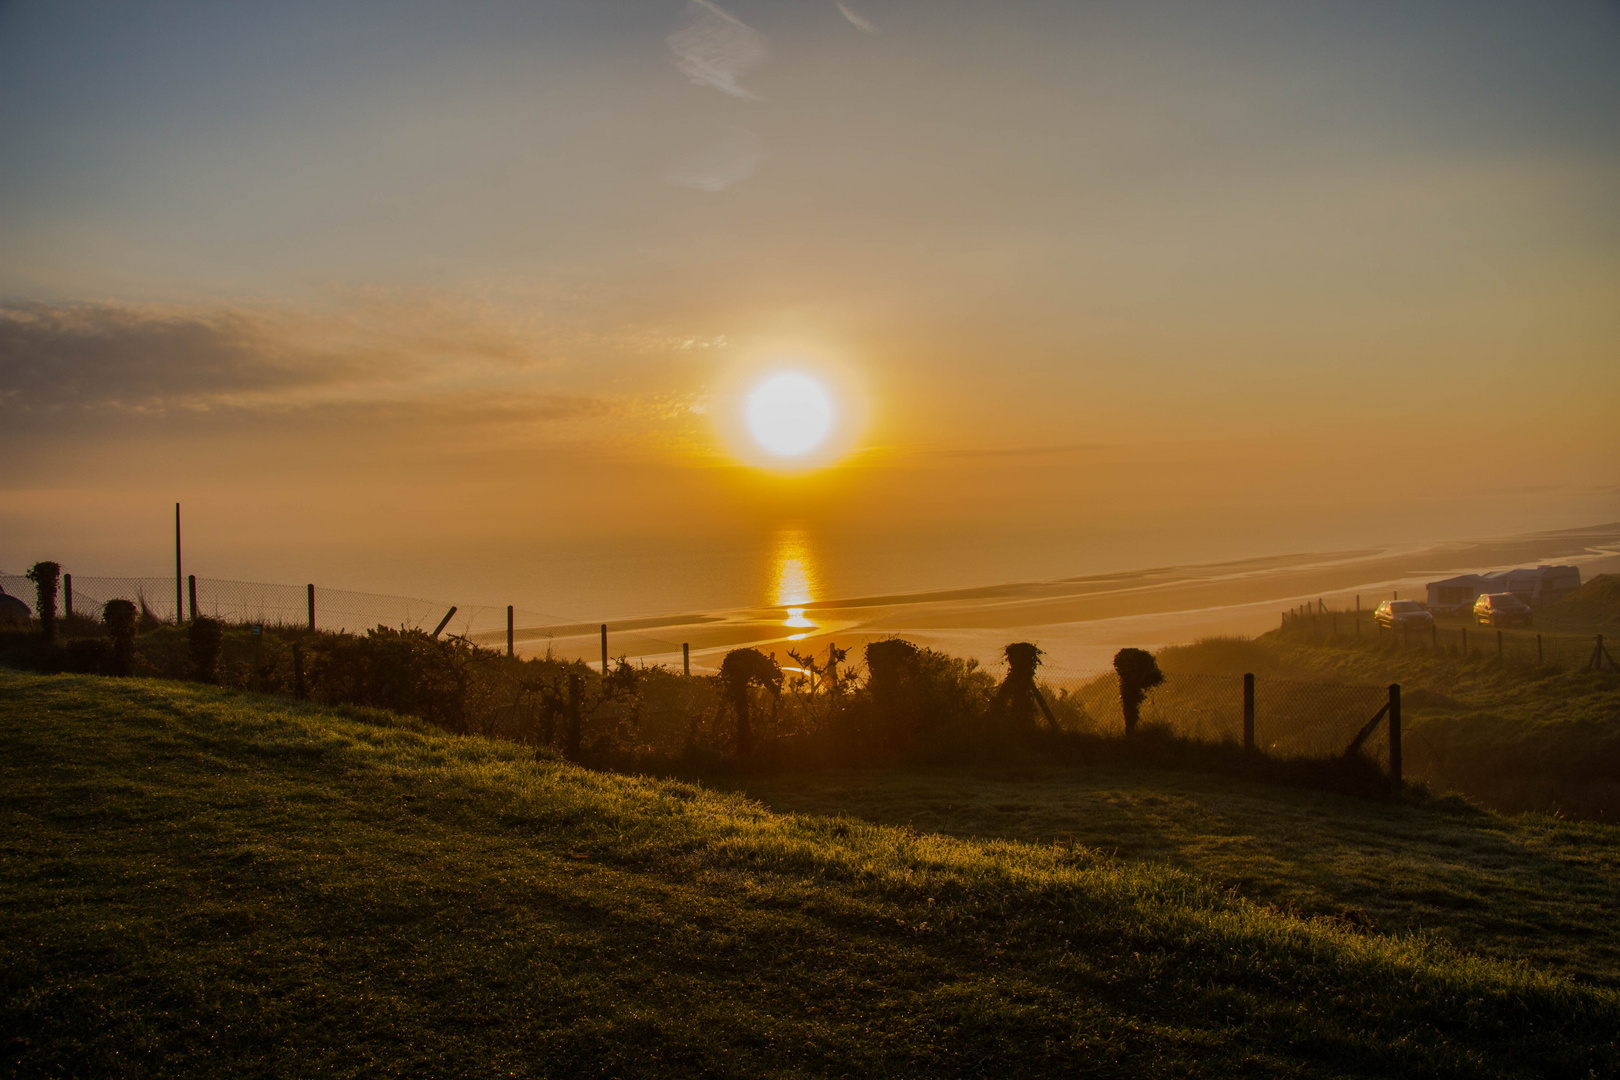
[769,529,820,633]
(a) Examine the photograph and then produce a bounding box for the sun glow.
[745,373,834,458]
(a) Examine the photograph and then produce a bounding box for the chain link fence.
[1279,607,1613,671]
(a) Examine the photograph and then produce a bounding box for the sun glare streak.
[769,529,820,633]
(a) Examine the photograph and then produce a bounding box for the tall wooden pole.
[174,502,183,625]
[507,606,514,657]
[1388,683,1402,786]
[682,642,690,676]
[600,624,608,675]
[1242,672,1254,751]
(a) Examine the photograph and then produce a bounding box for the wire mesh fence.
[0,573,571,641]
[1036,668,1393,769]
[1278,607,1612,671]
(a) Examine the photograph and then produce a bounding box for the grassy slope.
[745,768,1620,987]
[2,671,1617,1078]
[1154,634,1620,819]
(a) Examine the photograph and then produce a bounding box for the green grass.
[744,767,1620,987]
[1155,633,1620,820]
[2,670,1618,1077]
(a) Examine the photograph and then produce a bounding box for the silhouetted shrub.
[103,600,137,676]
[25,562,60,644]
[189,617,224,683]
[718,648,782,755]
[989,642,1055,738]
[65,637,109,674]
[313,627,497,734]
[1114,647,1164,735]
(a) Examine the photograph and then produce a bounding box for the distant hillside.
[2,669,1616,1077]
[1540,573,1620,629]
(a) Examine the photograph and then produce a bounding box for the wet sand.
[487,523,1620,674]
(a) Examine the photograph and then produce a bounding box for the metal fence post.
[507,605,514,657]
[307,584,315,631]
[188,574,198,623]
[1242,673,1254,750]
[600,624,608,674]
[1388,683,1401,787]
[63,573,73,620]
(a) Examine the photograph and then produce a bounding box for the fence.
[0,572,570,643]
[1034,667,1396,772]
[1277,604,1616,671]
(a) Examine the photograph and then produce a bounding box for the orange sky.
[2,1,1617,610]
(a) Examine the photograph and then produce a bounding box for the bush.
[188,618,224,683]
[1114,647,1164,735]
[103,600,137,676]
[25,562,59,645]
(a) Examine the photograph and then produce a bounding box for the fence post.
[1242,673,1254,751]
[187,574,198,623]
[307,584,315,632]
[64,573,73,620]
[566,672,582,758]
[1388,683,1401,787]
[600,624,608,675]
[507,605,514,657]
[682,642,690,676]
[175,502,183,625]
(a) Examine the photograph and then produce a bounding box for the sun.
[744,372,835,458]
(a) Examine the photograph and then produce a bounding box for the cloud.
[664,124,764,192]
[668,0,767,99]
[835,3,877,33]
[0,302,357,415]
[0,299,603,430]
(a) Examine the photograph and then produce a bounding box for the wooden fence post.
[600,624,608,675]
[682,642,690,676]
[175,502,183,625]
[566,672,582,758]
[187,574,198,623]
[432,606,457,640]
[306,584,315,632]
[507,606,514,657]
[64,573,73,620]
[1242,672,1254,751]
[1388,683,1401,787]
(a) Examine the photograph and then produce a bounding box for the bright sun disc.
[745,372,834,458]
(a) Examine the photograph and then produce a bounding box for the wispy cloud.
[835,3,877,33]
[664,123,764,192]
[668,0,767,99]
[0,299,607,432]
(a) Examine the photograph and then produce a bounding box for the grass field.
[3,669,1618,1077]
[1151,632,1620,820]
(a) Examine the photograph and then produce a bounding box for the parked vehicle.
[1374,599,1433,629]
[1474,592,1533,627]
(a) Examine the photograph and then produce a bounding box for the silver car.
[1474,592,1533,627]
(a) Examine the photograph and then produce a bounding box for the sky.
[2,0,1618,614]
